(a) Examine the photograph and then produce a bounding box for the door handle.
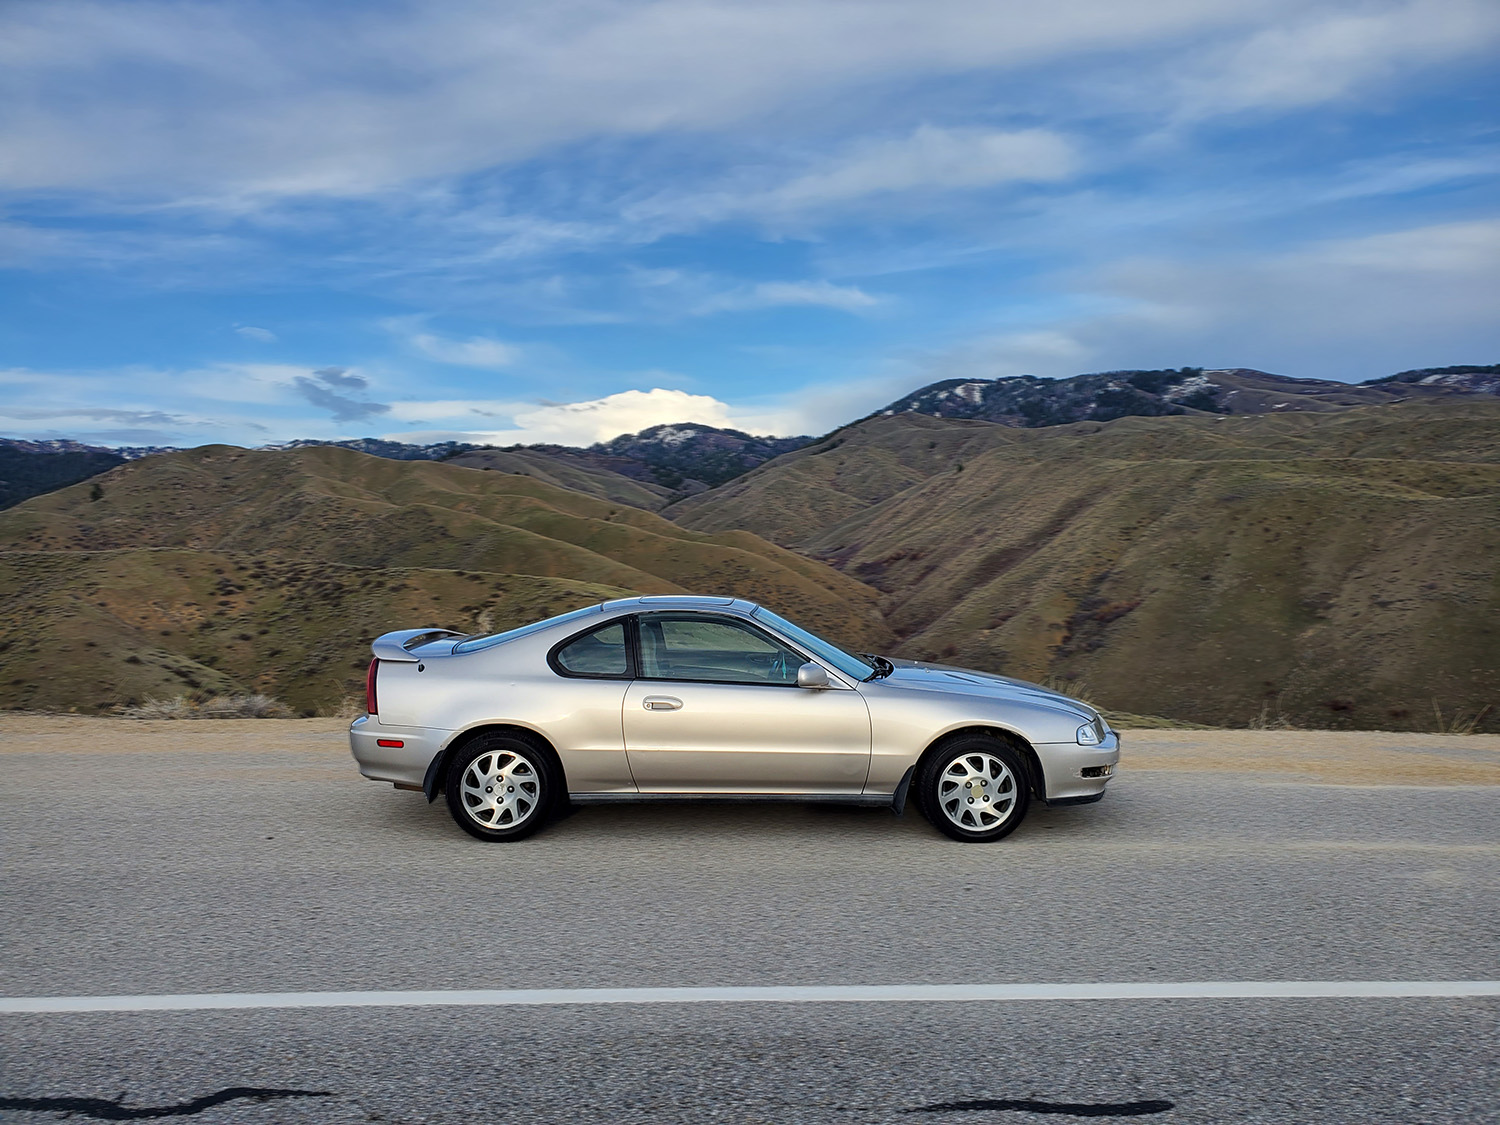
[643,696,682,711]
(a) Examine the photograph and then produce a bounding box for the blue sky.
[1,0,1497,448]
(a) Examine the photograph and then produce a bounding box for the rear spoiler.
[371,628,468,663]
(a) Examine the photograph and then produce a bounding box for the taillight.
[366,657,379,716]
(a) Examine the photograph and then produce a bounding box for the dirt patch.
[1122,729,1500,786]
[0,714,349,754]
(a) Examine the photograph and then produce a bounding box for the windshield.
[453,605,602,654]
[751,608,874,682]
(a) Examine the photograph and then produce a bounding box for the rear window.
[553,621,630,677]
[452,605,602,654]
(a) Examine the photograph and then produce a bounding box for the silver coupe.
[350,595,1119,842]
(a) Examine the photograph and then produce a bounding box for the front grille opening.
[1081,765,1113,779]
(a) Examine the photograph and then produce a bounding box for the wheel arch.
[913,724,1047,801]
[423,722,568,803]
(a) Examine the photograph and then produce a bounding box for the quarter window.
[639,615,803,685]
[553,621,631,677]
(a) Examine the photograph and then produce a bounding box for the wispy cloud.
[0,0,1272,200]
[234,324,276,343]
[0,405,187,426]
[908,218,1500,381]
[696,280,883,315]
[1169,0,1500,119]
[410,332,520,368]
[768,127,1079,210]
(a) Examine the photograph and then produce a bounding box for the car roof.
[600,595,761,614]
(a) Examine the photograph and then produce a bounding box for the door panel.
[622,680,871,793]
[530,676,635,793]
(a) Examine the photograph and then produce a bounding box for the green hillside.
[0,446,889,713]
[668,401,1500,731]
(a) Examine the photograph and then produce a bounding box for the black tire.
[915,735,1031,842]
[444,732,560,842]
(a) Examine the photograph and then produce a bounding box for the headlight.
[1076,722,1101,745]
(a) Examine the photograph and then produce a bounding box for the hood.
[878,658,1099,723]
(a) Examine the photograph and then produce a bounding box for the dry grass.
[1431,700,1493,736]
[672,401,1500,733]
[1247,700,1300,731]
[321,695,367,721]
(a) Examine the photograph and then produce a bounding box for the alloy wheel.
[459,750,540,828]
[938,751,1018,831]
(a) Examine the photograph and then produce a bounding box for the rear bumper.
[349,715,446,788]
[1035,733,1120,803]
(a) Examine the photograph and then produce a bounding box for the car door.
[622,612,871,793]
[543,617,637,793]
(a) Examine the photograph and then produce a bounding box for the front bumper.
[1035,732,1121,803]
[349,714,447,788]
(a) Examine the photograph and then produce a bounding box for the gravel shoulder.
[3,715,1497,786]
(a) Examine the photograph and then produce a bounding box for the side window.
[553,621,630,678]
[639,615,802,685]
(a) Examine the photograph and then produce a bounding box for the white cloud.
[0,0,1289,199]
[1172,0,1500,118]
[389,386,824,446]
[695,280,883,315]
[384,399,524,425]
[625,126,1081,229]
[770,126,1079,209]
[917,217,1500,380]
[410,332,520,368]
[0,365,263,445]
[0,361,402,445]
[234,324,276,342]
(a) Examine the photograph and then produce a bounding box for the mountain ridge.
[667,399,1500,731]
[6,363,1493,514]
[871,365,1500,428]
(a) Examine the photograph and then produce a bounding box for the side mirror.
[796,662,831,689]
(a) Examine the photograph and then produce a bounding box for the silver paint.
[349,596,1118,814]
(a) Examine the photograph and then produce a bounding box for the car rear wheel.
[444,733,557,842]
[916,736,1030,842]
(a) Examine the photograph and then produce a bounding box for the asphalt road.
[2,723,1497,1124]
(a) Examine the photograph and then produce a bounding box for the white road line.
[3,981,1498,1015]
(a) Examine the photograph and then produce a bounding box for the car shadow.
[353,778,1131,847]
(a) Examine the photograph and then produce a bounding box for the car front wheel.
[445,733,557,842]
[916,736,1031,842]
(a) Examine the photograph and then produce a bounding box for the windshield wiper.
[861,654,894,681]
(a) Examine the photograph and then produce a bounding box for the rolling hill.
[0,440,126,511]
[3,365,1497,727]
[0,446,888,713]
[668,400,1500,731]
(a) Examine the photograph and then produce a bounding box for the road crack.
[0,1086,332,1120]
[909,1096,1174,1117]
